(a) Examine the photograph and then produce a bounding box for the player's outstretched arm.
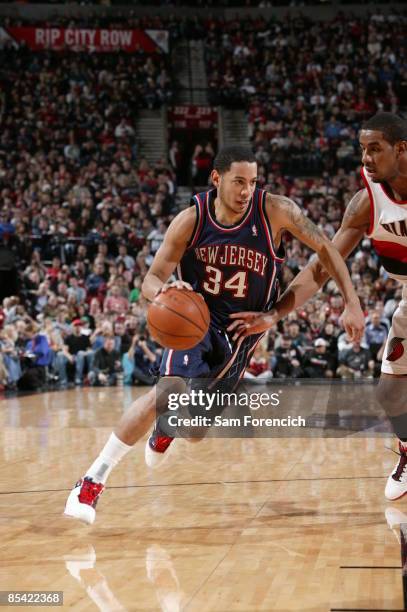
[228,190,369,341]
[141,207,197,301]
[273,189,370,319]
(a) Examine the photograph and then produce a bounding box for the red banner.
[168,106,218,130]
[3,27,168,54]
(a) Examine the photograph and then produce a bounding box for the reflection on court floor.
[0,386,405,611]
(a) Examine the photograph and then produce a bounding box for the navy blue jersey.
[177,188,285,329]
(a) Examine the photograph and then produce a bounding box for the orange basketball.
[147,288,210,350]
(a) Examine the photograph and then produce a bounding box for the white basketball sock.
[85,433,132,485]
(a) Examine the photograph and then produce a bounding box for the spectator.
[129,277,142,304]
[244,342,273,383]
[273,335,302,378]
[47,257,62,282]
[123,333,160,385]
[55,319,93,388]
[365,310,388,361]
[53,306,72,339]
[0,324,22,389]
[114,119,135,139]
[337,341,375,380]
[114,320,132,356]
[116,243,135,271]
[147,221,167,255]
[337,331,355,354]
[320,321,339,370]
[320,322,339,356]
[18,323,51,390]
[34,282,52,315]
[2,296,20,325]
[169,140,184,183]
[303,338,335,378]
[104,285,129,316]
[86,263,107,298]
[15,320,28,353]
[192,144,215,187]
[88,336,121,387]
[91,321,114,352]
[286,321,308,353]
[0,353,8,390]
[67,277,87,306]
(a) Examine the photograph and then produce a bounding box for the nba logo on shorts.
[183,355,189,366]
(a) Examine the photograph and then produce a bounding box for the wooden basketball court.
[0,386,405,611]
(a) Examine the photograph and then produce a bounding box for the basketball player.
[229,112,407,502]
[65,146,364,524]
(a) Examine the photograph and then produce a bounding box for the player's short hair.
[213,146,256,174]
[362,112,407,145]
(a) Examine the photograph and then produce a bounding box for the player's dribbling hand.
[158,281,205,301]
[159,281,194,294]
[340,302,365,343]
[227,309,280,341]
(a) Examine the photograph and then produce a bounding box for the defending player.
[64,146,364,524]
[230,112,407,501]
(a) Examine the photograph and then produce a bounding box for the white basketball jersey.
[362,166,407,283]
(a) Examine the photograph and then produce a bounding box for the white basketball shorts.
[382,285,407,375]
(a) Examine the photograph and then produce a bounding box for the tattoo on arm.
[279,196,325,244]
[342,189,365,222]
[295,214,325,243]
[277,195,332,286]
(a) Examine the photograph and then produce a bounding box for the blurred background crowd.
[0,8,405,392]
[205,13,405,173]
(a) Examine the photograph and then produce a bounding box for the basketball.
[147,288,210,350]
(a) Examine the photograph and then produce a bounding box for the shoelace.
[78,479,104,508]
[386,445,406,458]
[389,448,407,482]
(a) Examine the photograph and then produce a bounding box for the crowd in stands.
[0,28,175,392]
[204,13,407,174]
[0,11,406,392]
[0,164,398,392]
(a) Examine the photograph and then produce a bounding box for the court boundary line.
[331,608,405,611]
[0,474,387,495]
[340,566,402,570]
[182,463,282,610]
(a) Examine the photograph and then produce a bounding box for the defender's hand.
[340,302,365,343]
[227,309,279,341]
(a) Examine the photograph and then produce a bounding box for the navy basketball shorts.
[159,323,264,390]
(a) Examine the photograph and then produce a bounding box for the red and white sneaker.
[385,442,407,501]
[145,425,174,469]
[64,477,104,524]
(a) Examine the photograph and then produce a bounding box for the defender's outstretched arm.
[228,190,369,341]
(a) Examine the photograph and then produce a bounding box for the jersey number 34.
[203,265,248,298]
